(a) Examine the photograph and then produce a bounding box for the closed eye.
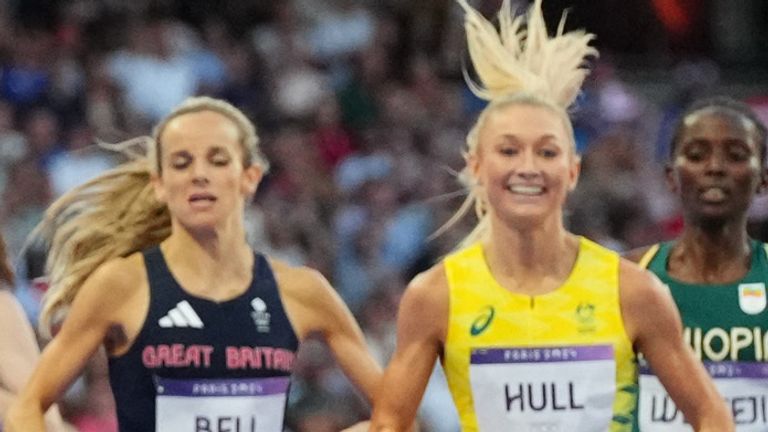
[539,147,560,158]
[725,140,752,162]
[499,147,519,156]
[210,154,231,166]
[681,141,708,162]
[170,153,192,170]
[209,148,233,166]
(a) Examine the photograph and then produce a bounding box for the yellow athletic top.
[442,237,637,431]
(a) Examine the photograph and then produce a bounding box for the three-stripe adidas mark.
[158,300,204,328]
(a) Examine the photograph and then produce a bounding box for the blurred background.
[0,0,766,431]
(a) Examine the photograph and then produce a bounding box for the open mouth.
[699,187,727,202]
[506,184,545,196]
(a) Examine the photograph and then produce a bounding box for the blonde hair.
[446,0,597,248]
[34,96,267,335]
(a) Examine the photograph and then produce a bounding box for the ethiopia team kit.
[638,241,768,431]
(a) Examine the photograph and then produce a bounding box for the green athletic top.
[635,240,768,431]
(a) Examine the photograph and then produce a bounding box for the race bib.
[469,345,616,432]
[639,362,768,431]
[154,376,290,432]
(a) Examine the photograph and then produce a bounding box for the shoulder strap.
[637,244,660,269]
[142,246,166,281]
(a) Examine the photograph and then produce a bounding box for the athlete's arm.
[370,266,448,432]
[275,262,382,403]
[5,257,143,432]
[0,291,68,431]
[0,291,44,412]
[619,260,733,432]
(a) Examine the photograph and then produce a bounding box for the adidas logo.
[158,300,204,329]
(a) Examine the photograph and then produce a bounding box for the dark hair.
[669,96,768,165]
[0,234,14,287]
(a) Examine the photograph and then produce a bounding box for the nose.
[704,150,726,175]
[516,148,540,179]
[190,160,210,185]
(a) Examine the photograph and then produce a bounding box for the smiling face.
[668,108,767,227]
[469,103,580,228]
[153,110,262,233]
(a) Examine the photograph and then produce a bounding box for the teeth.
[701,188,726,201]
[507,185,544,195]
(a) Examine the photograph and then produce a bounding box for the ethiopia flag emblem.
[739,283,767,315]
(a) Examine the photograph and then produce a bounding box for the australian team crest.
[575,302,596,333]
[738,283,767,315]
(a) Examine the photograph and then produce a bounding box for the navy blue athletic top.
[108,247,300,432]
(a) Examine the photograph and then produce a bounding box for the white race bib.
[639,362,768,431]
[469,345,616,432]
[154,376,290,432]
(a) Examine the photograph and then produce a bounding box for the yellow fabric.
[637,244,660,269]
[442,237,637,431]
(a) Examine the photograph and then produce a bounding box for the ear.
[241,165,264,196]
[567,154,581,192]
[466,151,481,186]
[664,163,678,194]
[757,166,768,195]
[151,173,167,204]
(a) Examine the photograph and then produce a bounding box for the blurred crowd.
[0,0,766,431]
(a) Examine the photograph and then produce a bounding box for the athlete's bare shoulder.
[80,252,147,300]
[617,257,675,343]
[54,251,150,354]
[398,261,450,345]
[407,261,449,300]
[618,257,662,291]
[266,258,329,302]
[67,252,146,321]
[266,257,347,338]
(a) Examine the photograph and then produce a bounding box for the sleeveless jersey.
[108,247,299,432]
[442,237,637,432]
[636,240,768,431]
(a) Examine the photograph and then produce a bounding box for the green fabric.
[646,239,768,362]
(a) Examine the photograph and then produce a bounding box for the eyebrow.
[168,150,192,159]
[683,136,751,145]
[497,133,560,144]
[168,146,232,157]
[208,146,232,155]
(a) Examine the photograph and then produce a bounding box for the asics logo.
[470,306,495,336]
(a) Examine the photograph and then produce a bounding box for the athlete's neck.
[168,213,249,258]
[160,226,253,300]
[670,224,751,284]
[483,218,579,296]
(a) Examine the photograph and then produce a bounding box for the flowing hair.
[33,96,267,336]
[444,0,597,248]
